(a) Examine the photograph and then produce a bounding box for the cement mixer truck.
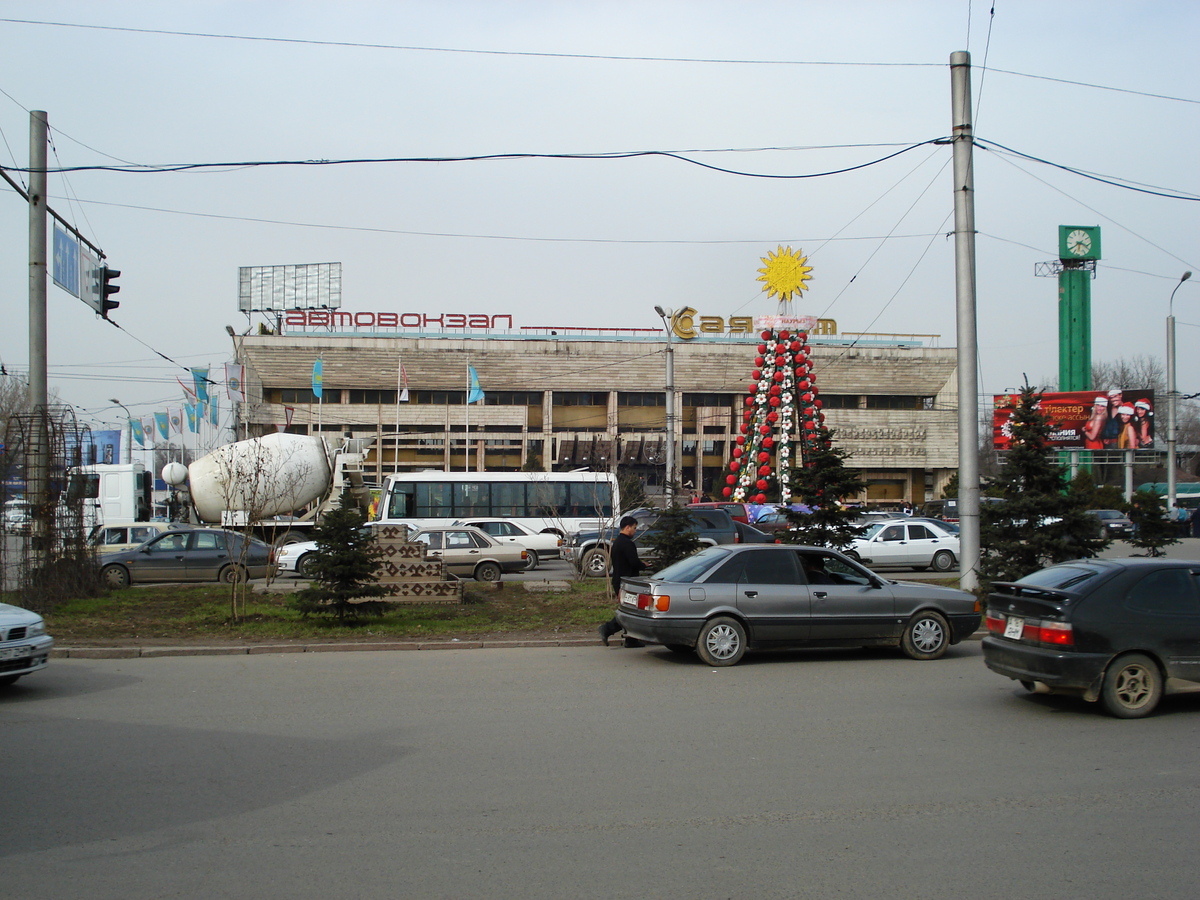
[162,432,372,545]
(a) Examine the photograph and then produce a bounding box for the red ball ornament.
[739,425,748,436]
[779,330,790,340]
[768,411,779,423]
[798,380,810,391]
[732,447,743,458]
[729,461,740,471]
[726,474,736,485]
[752,369,762,380]
[762,436,774,448]
[818,412,826,423]
[755,493,767,503]
[758,464,771,476]
[802,392,813,403]
[805,421,817,430]
[761,330,773,340]
[755,356,765,367]
[773,371,784,383]
[808,373,816,382]
[770,385,782,396]
[769,396,781,407]
[756,479,768,490]
[722,487,732,497]
[790,341,802,352]
[758,451,770,462]
[797,331,808,341]
[759,425,771,435]
[736,434,746,445]
[815,398,824,408]
[745,396,755,406]
[757,343,767,353]
[775,355,786,367]
[775,343,787,354]
[749,383,759,394]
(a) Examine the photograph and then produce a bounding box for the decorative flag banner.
[130,418,145,446]
[210,395,219,427]
[155,412,170,441]
[468,364,485,404]
[191,367,210,402]
[185,402,198,433]
[177,375,197,404]
[312,359,324,399]
[398,358,409,403]
[197,399,208,424]
[225,363,246,402]
[142,416,156,444]
[168,408,183,435]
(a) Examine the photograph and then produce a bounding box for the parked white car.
[0,602,54,686]
[845,519,960,572]
[452,517,562,569]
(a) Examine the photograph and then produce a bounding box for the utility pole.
[950,53,980,591]
[27,110,49,561]
[654,306,676,504]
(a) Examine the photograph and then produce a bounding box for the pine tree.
[1126,489,1179,557]
[289,491,388,619]
[780,424,866,549]
[640,503,702,572]
[980,383,1110,585]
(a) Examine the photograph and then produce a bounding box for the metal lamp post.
[1167,271,1193,512]
[653,306,676,504]
[109,398,132,464]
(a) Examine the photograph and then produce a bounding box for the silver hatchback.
[614,544,980,667]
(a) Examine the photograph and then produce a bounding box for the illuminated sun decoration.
[756,245,813,304]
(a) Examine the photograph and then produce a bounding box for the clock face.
[1067,229,1092,257]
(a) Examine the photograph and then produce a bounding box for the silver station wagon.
[614,544,980,667]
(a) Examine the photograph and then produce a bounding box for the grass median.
[44,579,616,646]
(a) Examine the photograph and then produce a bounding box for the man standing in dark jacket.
[598,515,644,645]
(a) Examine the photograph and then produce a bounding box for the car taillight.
[636,593,670,611]
[985,612,1005,633]
[1031,620,1073,646]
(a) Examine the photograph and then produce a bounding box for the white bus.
[375,470,620,536]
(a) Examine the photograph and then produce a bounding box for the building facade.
[234,329,959,506]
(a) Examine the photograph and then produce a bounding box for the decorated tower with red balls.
[724,247,826,505]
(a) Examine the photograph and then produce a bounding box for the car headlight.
[27,621,45,637]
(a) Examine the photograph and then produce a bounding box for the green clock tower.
[1057,225,1101,392]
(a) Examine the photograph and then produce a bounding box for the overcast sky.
[1,1,1197,440]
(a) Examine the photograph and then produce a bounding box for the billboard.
[993,389,1156,451]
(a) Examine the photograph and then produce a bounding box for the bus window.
[387,483,416,518]
[492,482,525,517]
[455,482,490,516]
[416,482,452,517]
[569,482,612,517]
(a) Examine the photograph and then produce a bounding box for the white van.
[88,521,175,554]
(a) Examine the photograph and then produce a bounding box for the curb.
[51,629,987,659]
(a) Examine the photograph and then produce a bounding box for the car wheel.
[695,616,747,667]
[845,550,861,562]
[581,547,610,579]
[1100,653,1163,718]
[0,674,21,687]
[219,564,247,584]
[665,644,692,655]
[296,554,318,578]
[101,564,130,588]
[522,550,539,571]
[931,550,956,572]
[474,561,502,583]
[901,610,950,660]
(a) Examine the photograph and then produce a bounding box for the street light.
[653,305,676,504]
[1167,271,1193,511]
[109,398,132,464]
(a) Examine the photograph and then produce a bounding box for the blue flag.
[468,364,485,404]
[191,367,210,402]
[312,359,324,399]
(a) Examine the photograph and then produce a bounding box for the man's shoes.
[598,620,620,646]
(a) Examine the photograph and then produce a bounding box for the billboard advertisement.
[993,389,1156,451]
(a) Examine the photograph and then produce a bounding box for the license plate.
[0,645,32,660]
[620,590,637,607]
[1004,616,1024,639]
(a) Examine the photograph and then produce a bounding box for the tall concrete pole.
[950,53,980,591]
[1167,271,1193,511]
[28,110,49,555]
[654,306,676,504]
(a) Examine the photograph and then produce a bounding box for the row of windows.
[386,481,615,519]
[269,388,935,410]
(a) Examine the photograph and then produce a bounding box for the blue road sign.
[52,226,80,298]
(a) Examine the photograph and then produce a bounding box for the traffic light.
[100,266,120,316]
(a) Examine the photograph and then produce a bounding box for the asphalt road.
[5,642,1199,899]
